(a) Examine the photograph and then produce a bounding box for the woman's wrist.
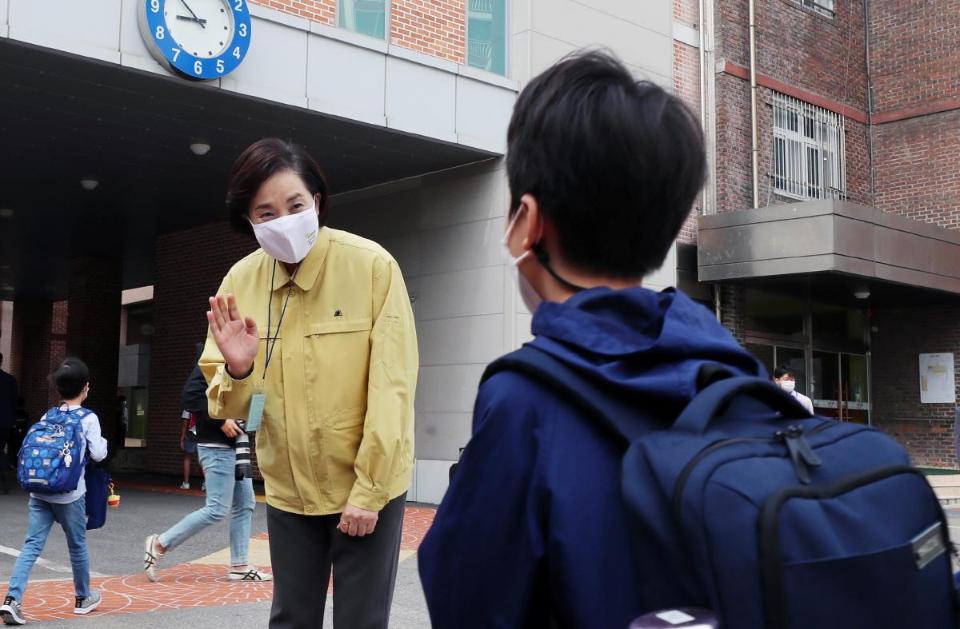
[226,362,254,380]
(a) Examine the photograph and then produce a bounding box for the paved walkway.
[0,481,435,625]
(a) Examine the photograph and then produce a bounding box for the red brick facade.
[674,39,701,244]
[700,0,960,467]
[146,223,257,477]
[249,0,468,64]
[249,0,335,25]
[391,0,465,64]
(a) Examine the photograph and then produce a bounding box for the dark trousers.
[267,494,406,629]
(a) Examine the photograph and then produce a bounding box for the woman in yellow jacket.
[202,138,418,629]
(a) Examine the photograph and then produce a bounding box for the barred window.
[801,0,835,18]
[772,93,845,201]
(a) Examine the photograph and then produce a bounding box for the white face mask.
[779,379,797,393]
[251,207,320,264]
[502,210,543,313]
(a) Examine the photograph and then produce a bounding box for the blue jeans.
[158,446,255,566]
[6,496,90,601]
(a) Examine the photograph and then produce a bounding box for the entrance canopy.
[698,200,960,306]
[0,40,495,301]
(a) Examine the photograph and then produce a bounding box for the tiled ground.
[4,505,436,623]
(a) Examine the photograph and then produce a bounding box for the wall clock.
[139,0,252,80]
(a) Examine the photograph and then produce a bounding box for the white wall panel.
[8,0,122,63]
[456,75,513,153]
[307,34,386,126]
[220,18,309,107]
[385,56,457,142]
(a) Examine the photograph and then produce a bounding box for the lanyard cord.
[263,260,296,381]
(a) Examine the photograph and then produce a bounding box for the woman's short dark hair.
[52,357,89,400]
[226,138,330,235]
[506,50,706,278]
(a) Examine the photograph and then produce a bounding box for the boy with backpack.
[1,357,108,625]
[418,51,957,629]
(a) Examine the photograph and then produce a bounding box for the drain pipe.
[749,0,760,208]
[863,0,875,201]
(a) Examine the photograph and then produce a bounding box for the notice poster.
[919,353,956,404]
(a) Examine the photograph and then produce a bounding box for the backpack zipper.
[671,421,836,521]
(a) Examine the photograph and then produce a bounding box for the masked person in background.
[773,366,814,415]
[202,138,418,629]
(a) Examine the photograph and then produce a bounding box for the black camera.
[234,420,255,480]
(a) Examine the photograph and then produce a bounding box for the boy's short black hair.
[774,366,795,379]
[506,50,706,278]
[52,357,90,400]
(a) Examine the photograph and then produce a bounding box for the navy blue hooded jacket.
[418,287,764,628]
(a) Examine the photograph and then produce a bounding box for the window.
[801,0,835,18]
[772,93,845,201]
[467,0,507,76]
[338,0,386,39]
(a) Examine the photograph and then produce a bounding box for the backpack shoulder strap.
[481,345,645,443]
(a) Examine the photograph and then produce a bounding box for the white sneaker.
[228,566,273,582]
[143,534,162,582]
[179,482,190,490]
[0,596,25,625]
[74,591,101,615]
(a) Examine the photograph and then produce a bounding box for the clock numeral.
[194,60,204,75]
[172,48,181,61]
[239,23,248,37]
[150,0,160,13]
[156,25,165,40]
[234,0,243,11]
[216,59,225,73]
[233,46,241,60]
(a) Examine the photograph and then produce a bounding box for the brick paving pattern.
[2,506,436,623]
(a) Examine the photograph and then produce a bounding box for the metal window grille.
[801,0,835,18]
[772,92,845,201]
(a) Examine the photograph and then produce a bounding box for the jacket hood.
[529,287,765,413]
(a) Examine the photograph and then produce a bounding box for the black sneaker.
[73,590,101,616]
[0,596,25,625]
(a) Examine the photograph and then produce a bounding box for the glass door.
[811,351,870,424]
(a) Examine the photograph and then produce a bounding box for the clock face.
[139,0,252,80]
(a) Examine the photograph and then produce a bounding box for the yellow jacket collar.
[271,227,331,292]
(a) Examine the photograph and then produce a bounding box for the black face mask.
[532,244,587,293]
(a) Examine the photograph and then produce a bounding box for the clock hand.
[176,14,208,25]
[179,0,206,29]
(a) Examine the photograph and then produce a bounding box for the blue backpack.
[17,406,89,495]
[485,346,958,629]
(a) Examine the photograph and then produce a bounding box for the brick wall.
[390,0,465,64]
[873,110,960,229]
[250,0,467,64]
[12,300,54,421]
[872,304,960,468]
[868,0,960,114]
[674,39,702,244]
[147,222,257,477]
[674,0,698,26]
[249,0,335,25]
[66,258,122,441]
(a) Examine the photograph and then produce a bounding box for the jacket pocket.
[304,319,373,416]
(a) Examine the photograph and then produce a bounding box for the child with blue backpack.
[1,357,108,625]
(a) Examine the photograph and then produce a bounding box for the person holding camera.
[142,343,272,583]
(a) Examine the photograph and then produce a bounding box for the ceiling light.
[854,286,870,300]
[190,142,211,156]
[80,178,99,191]
[0,208,13,219]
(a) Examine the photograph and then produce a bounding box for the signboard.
[919,353,956,404]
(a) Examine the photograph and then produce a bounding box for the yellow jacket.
[201,228,418,515]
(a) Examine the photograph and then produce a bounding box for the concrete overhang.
[698,200,960,296]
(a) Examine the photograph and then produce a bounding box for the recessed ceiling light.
[0,208,13,219]
[81,178,99,191]
[190,142,211,156]
[854,286,870,300]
